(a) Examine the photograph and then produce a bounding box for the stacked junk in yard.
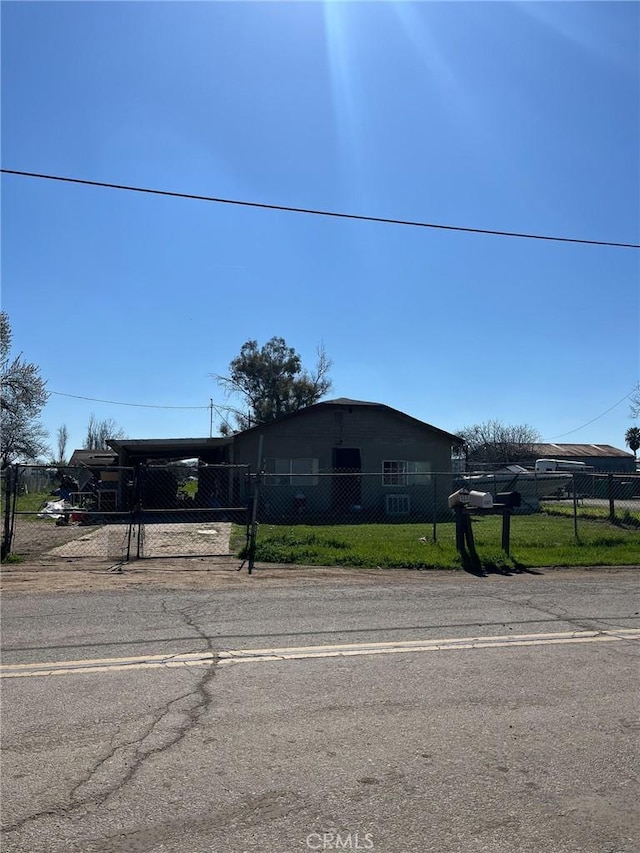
[2,461,640,570]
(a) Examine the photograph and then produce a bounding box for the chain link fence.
[255,469,640,523]
[247,469,640,570]
[133,463,251,560]
[2,463,252,564]
[2,465,638,568]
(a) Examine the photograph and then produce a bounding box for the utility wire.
[543,389,636,440]
[51,391,209,409]
[2,168,638,249]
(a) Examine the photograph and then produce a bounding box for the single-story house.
[101,398,463,519]
[524,443,636,474]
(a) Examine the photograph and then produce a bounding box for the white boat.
[455,464,572,511]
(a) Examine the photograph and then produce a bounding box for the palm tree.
[624,426,640,460]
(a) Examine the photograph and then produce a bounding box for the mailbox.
[494,491,521,508]
[448,488,470,508]
[468,490,494,509]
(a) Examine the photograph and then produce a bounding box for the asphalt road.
[2,569,639,853]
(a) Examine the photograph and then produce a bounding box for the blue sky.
[2,1,639,458]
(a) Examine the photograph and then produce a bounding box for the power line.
[51,391,209,409]
[2,168,638,249]
[543,389,636,440]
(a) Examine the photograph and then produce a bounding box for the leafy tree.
[457,419,541,467]
[625,426,640,460]
[215,337,332,430]
[0,312,49,467]
[84,414,126,450]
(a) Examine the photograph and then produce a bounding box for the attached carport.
[103,437,250,560]
[107,437,233,467]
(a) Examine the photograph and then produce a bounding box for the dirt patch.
[3,558,637,595]
[8,517,97,559]
[0,558,417,594]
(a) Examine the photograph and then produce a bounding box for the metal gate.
[134,463,252,559]
[2,463,256,566]
[4,464,137,562]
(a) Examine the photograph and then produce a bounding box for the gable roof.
[237,398,464,444]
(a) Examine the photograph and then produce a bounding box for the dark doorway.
[332,448,362,511]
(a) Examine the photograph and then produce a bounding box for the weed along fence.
[2,463,253,565]
[2,465,639,570]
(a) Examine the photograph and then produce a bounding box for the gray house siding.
[231,402,457,521]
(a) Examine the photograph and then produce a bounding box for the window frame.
[382,460,431,486]
[264,457,319,486]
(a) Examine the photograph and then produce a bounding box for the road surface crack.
[2,602,219,836]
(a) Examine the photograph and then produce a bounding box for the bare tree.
[214,337,333,430]
[56,424,69,464]
[84,414,126,450]
[457,419,541,467]
[630,383,640,419]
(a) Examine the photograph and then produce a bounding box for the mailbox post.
[449,489,521,564]
[494,492,521,556]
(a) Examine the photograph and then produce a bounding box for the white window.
[264,458,319,486]
[382,460,407,486]
[385,494,411,515]
[382,460,431,486]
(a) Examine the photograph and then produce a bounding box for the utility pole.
[209,399,214,438]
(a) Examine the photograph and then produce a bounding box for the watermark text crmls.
[306,832,375,850]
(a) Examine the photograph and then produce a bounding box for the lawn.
[7,493,639,570]
[541,501,640,526]
[246,515,640,570]
[11,490,54,518]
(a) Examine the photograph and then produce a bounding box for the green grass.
[230,524,251,554]
[243,515,640,570]
[1,552,23,564]
[11,491,54,519]
[541,502,640,527]
[179,480,198,499]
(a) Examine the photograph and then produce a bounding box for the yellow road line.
[2,628,638,679]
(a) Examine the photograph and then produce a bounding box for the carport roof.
[107,437,231,461]
[68,449,118,467]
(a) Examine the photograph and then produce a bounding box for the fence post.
[432,473,438,543]
[1,466,14,560]
[572,473,579,543]
[608,473,615,522]
[501,507,512,556]
[247,473,261,575]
